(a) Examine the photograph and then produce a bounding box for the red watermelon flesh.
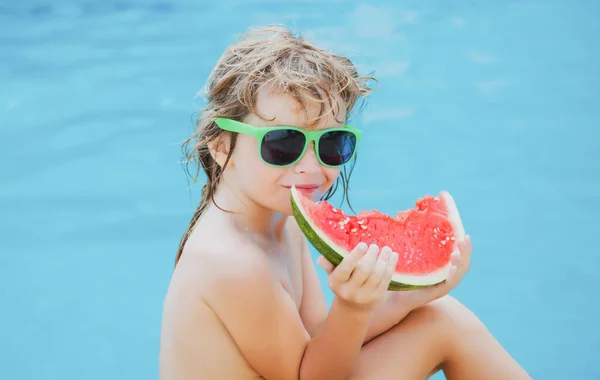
[290,186,466,288]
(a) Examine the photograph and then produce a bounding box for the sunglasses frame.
[214,118,363,167]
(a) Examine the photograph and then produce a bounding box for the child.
[159,26,531,380]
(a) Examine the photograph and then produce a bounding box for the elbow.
[297,344,331,380]
[297,344,310,380]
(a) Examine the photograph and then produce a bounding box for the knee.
[412,295,488,339]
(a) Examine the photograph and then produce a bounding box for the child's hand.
[317,243,399,312]
[318,236,473,315]
[388,235,473,313]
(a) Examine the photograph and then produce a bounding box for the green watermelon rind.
[290,186,466,291]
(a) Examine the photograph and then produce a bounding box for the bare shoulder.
[172,219,312,379]
[161,227,278,379]
[175,227,271,297]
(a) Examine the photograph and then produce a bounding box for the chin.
[258,193,293,216]
[275,202,294,217]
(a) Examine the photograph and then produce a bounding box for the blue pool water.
[1,1,599,379]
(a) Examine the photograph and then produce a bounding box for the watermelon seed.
[360,225,368,230]
[351,228,357,233]
[332,208,338,213]
[450,237,455,241]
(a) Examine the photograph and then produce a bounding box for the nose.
[294,142,321,174]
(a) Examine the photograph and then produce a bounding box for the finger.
[446,264,459,288]
[415,262,459,303]
[416,237,471,299]
[414,253,460,301]
[456,237,472,274]
[362,246,392,291]
[349,244,379,286]
[450,250,461,268]
[317,256,335,274]
[459,236,471,254]
[331,242,368,283]
[463,235,472,264]
[447,252,462,284]
[375,250,398,294]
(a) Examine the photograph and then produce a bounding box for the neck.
[210,180,288,241]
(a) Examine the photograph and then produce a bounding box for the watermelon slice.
[290,186,466,290]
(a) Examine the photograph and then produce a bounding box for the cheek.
[324,167,341,185]
[232,136,261,166]
[231,137,282,186]
[321,167,341,195]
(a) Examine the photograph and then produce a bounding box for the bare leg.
[350,296,531,380]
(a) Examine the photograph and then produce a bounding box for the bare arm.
[311,247,412,345]
[298,235,328,338]
[363,292,411,343]
[297,219,375,344]
[364,239,474,343]
[300,297,372,380]
[206,249,309,380]
[206,243,395,380]
[296,237,374,379]
[296,228,405,345]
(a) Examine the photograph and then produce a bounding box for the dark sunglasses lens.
[318,131,357,166]
[261,129,306,166]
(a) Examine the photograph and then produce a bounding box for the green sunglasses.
[214,118,362,167]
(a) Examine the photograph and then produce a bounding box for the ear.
[208,135,233,168]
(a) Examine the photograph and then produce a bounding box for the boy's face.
[229,85,346,216]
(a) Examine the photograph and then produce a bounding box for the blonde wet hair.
[176,25,376,265]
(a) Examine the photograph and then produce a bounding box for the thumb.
[316,256,335,274]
